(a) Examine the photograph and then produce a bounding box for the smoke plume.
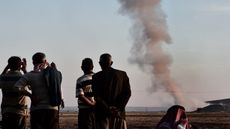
[118,0,187,105]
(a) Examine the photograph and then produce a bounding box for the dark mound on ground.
[196,104,226,112]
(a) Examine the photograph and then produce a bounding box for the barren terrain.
[58,112,230,129]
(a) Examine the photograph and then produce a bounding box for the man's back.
[0,71,28,116]
[76,73,94,108]
[15,70,58,111]
[92,68,131,118]
[93,53,131,129]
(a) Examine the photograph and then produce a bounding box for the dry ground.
[58,112,230,129]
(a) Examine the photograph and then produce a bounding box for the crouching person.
[155,105,193,129]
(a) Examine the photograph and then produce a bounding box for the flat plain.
[58,112,230,129]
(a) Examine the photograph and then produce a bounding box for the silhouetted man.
[92,53,131,129]
[0,56,28,129]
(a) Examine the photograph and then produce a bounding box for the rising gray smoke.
[118,0,186,105]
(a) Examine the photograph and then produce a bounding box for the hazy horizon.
[1,0,230,109]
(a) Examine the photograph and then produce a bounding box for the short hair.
[8,56,22,70]
[32,52,46,65]
[99,53,112,67]
[81,58,93,71]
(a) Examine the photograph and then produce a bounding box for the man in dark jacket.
[92,53,131,129]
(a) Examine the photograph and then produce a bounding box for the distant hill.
[196,98,230,112]
[126,107,168,112]
[206,98,230,105]
[196,104,227,112]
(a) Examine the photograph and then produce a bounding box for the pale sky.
[1,0,230,108]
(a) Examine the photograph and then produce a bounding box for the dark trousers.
[30,109,59,129]
[78,108,95,129]
[2,112,27,129]
[95,117,109,129]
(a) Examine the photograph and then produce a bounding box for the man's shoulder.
[1,71,22,76]
[93,69,127,76]
[93,71,103,77]
[113,68,127,75]
[77,74,91,82]
[76,75,84,81]
[27,71,42,76]
[0,72,23,81]
[115,69,125,73]
[22,71,35,77]
[21,71,43,80]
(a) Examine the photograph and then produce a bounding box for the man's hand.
[51,62,57,69]
[91,100,96,106]
[1,64,10,75]
[21,58,27,73]
[79,96,96,107]
[60,99,65,109]
[109,106,120,117]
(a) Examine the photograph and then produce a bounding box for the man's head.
[32,52,46,65]
[81,58,93,73]
[8,56,22,71]
[99,53,113,70]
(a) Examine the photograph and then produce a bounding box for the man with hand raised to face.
[15,52,63,129]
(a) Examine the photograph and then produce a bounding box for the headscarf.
[155,105,191,129]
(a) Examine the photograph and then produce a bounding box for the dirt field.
[58,112,230,129]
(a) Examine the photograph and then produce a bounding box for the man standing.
[92,53,131,129]
[0,56,28,129]
[76,58,96,129]
[15,52,63,129]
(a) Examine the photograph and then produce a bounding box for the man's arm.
[58,70,65,108]
[79,95,96,106]
[116,72,131,110]
[1,65,9,75]
[21,58,27,74]
[76,86,96,107]
[20,89,32,98]
[14,76,39,106]
[14,76,31,96]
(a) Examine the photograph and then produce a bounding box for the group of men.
[0,52,131,129]
[0,52,63,129]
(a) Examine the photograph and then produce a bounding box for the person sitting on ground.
[155,105,192,129]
